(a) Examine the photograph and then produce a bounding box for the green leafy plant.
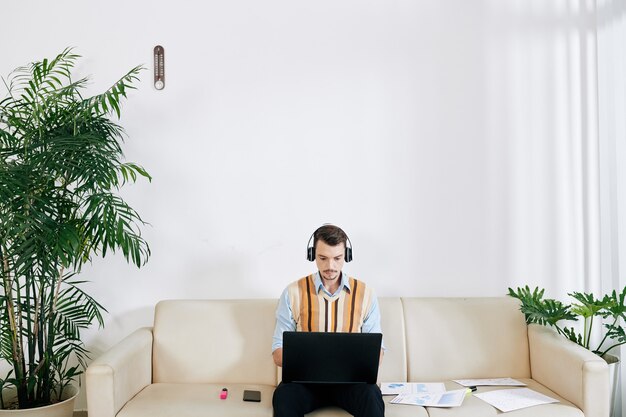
[0,49,150,409]
[508,286,626,358]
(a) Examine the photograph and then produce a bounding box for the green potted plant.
[507,286,626,358]
[508,286,626,417]
[0,49,150,413]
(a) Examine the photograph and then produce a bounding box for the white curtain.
[487,2,626,412]
[492,0,624,415]
[482,0,602,297]
[598,1,626,416]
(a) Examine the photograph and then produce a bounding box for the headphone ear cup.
[307,247,315,262]
[345,247,352,263]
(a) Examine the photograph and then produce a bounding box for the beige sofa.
[86,297,610,417]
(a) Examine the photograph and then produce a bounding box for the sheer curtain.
[598,1,626,415]
[482,0,600,296]
[487,0,624,415]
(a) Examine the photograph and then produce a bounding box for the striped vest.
[287,274,374,333]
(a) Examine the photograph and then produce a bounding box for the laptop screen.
[281,332,382,384]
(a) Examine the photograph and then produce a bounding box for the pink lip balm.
[220,388,228,399]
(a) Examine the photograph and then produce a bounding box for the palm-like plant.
[508,286,626,358]
[0,49,150,409]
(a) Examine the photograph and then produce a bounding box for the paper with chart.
[473,388,558,412]
[381,382,446,395]
[453,378,526,387]
[390,389,467,407]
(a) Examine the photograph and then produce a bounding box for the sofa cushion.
[153,299,277,385]
[378,297,407,382]
[402,297,530,381]
[307,395,429,417]
[116,383,430,417]
[116,383,274,417]
[423,379,583,417]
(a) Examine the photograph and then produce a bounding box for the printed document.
[381,382,446,395]
[453,378,526,386]
[474,388,558,412]
[390,389,467,407]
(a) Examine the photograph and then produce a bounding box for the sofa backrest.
[153,299,277,385]
[152,297,529,385]
[377,297,407,382]
[402,297,530,381]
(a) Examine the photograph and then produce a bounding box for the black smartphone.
[243,390,261,402]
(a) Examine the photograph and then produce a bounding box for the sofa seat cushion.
[116,383,274,417]
[421,379,583,417]
[307,396,429,417]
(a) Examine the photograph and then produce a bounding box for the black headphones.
[306,225,353,263]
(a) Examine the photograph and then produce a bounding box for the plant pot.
[604,353,619,417]
[0,385,78,417]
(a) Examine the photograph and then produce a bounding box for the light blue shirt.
[272,271,384,351]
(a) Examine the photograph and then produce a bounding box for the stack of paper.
[453,378,526,387]
[383,379,559,411]
[390,389,467,407]
[474,388,558,412]
[382,383,465,408]
[381,382,445,395]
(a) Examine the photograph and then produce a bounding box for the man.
[272,224,385,417]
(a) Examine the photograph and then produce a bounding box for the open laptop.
[282,331,382,384]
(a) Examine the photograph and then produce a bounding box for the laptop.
[281,331,382,384]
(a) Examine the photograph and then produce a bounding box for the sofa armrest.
[86,327,153,417]
[528,324,609,417]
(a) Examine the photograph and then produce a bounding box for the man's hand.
[273,348,283,367]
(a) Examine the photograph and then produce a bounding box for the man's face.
[315,240,345,283]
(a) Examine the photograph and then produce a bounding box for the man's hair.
[313,225,348,249]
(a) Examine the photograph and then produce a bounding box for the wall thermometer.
[154,45,165,90]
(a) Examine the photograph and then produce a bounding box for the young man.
[271,225,384,417]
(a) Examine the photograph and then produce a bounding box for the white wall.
[2,0,621,412]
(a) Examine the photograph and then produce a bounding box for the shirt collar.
[313,271,351,296]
